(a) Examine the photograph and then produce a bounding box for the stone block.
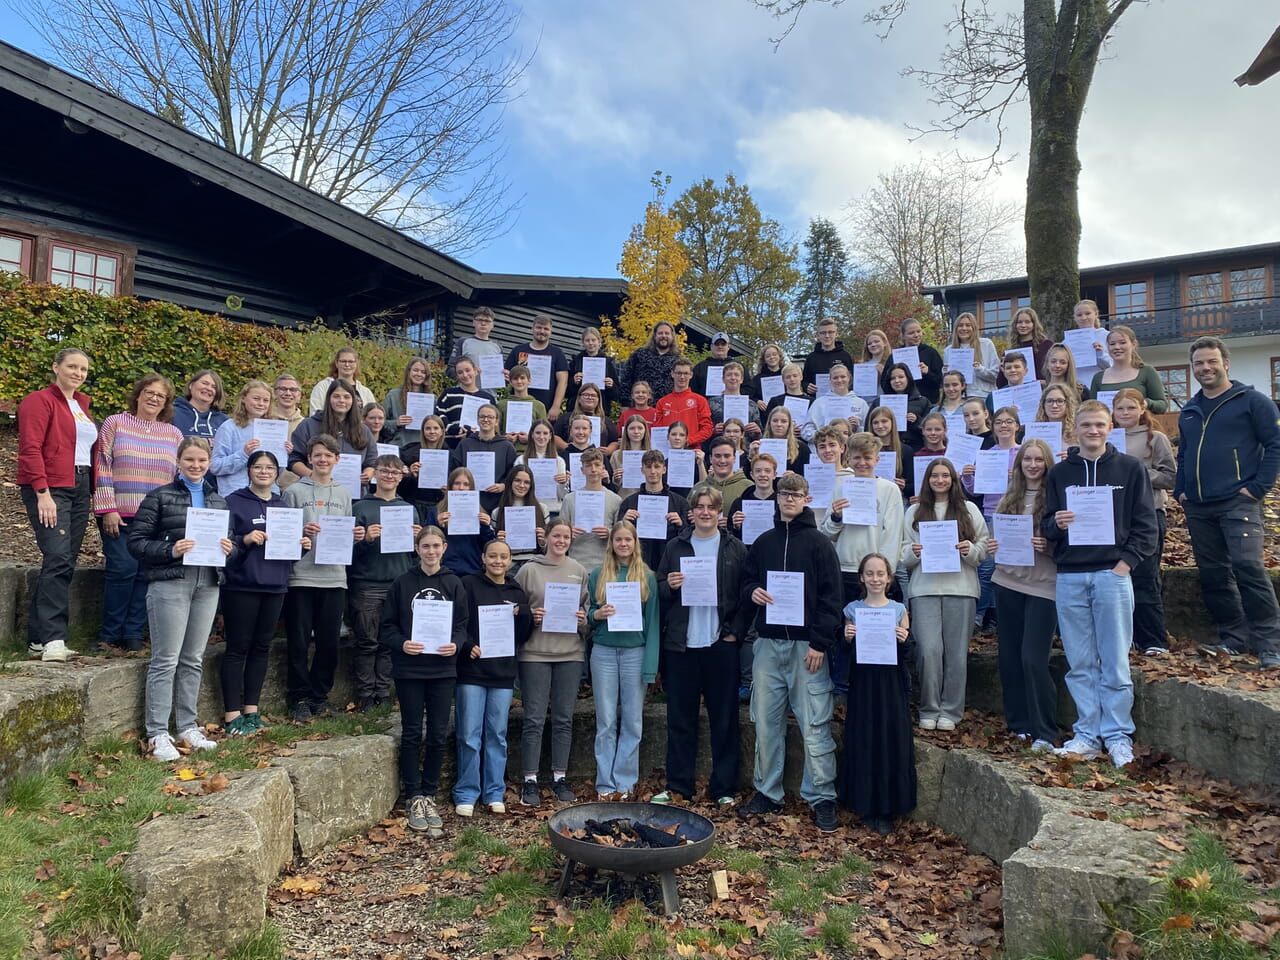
[909,738,947,824]
[934,750,1053,863]
[1003,810,1163,959]
[275,734,398,858]
[199,766,295,880]
[0,673,85,795]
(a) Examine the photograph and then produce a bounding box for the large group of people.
[16,306,1279,838]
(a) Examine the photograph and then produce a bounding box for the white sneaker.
[454,803,474,818]
[1030,740,1055,753]
[487,802,506,815]
[918,718,937,731]
[149,732,180,762]
[178,727,217,751]
[935,718,956,731]
[41,640,73,662]
[1054,738,1100,761]
[1107,741,1135,767]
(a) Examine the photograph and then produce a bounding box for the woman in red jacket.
[17,347,96,662]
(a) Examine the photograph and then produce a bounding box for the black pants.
[663,640,740,798]
[284,587,346,706]
[994,584,1059,744]
[20,470,91,647]
[348,585,392,699]
[220,589,285,712]
[397,676,455,797]
[1130,510,1168,651]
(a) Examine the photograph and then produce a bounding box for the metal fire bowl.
[547,802,716,875]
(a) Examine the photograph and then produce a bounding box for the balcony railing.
[1114,296,1280,345]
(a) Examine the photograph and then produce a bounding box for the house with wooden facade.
[924,241,1280,408]
[0,41,741,370]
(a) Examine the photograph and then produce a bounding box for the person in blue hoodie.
[171,370,230,439]
[1043,400,1157,769]
[221,451,310,736]
[1176,336,1280,669]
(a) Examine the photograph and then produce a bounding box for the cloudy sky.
[3,1,1278,281]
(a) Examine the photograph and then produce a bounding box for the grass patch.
[457,824,512,859]
[515,838,558,873]
[721,849,766,873]
[484,870,550,902]
[761,921,807,960]
[478,899,536,953]
[425,894,481,923]
[819,903,864,949]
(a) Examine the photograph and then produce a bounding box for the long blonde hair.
[867,405,904,475]
[949,312,981,348]
[230,379,272,428]
[1108,324,1145,368]
[995,439,1052,525]
[764,406,801,462]
[1007,306,1048,346]
[594,520,651,603]
[1045,344,1086,398]
[1036,383,1078,445]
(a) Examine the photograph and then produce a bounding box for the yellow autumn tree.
[600,172,689,360]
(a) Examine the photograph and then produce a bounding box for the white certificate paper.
[853,363,880,397]
[892,346,921,379]
[650,426,670,455]
[467,451,496,490]
[264,506,304,560]
[529,458,560,500]
[568,452,585,491]
[741,499,774,545]
[874,452,897,483]
[915,454,943,496]
[1109,428,1127,453]
[183,507,229,567]
[1004,346,1036,378]
[855,606,898,665]
[783,396,810,423]
[993,513,1035,567]
[666,449,696,488]
[525,354,552,391]
[446,490,481,535]
[815,374,830,397]
[765,571,805,626]
[760,375,784,400]
[404,392,435,425]
[704,366,725,397]
[418,448,450,489]
[945,347,974,375]
[722,394,750,424]
[945,432,984,468]
[974,448,1011,495]
[605,581,643,632]
[542,582,581,634]
[504,401,534,437]
[1096,390,1117,411]
[842,476,878,526]
[1063,328,1100,372]
[477,353,506,390]
[379,504,415,554]
[805,461,836,510]
[333,454,363,496]
[993,383,1040,415]
[878,394,909,427]
[1066,486,1116,546]
[376,443,400,459]
[315,514,355,565]
[636,495,669,540]
[680,556,718,607]
[503,505,538,551]
[621,450,645,489]
[574,489,606,531]
[1023,421,1063,455]
[757,439,789,469]
[588,416,602,449]
[251,418,289,468]
[919,519,961,573]
[823,394,855,426]
[581,356,607,389]
[477,603,516,658]
[460,393,487,430]
[411,598,454,652]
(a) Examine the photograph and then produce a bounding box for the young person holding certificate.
[585,521,659,800]
[451,403,519,513]
[379,526,468,836]
[493,465,549,573]
[221,450,310,736]
[654,485,754,806]
[559,449,622,570]
[426,467,496,578]
[991,440,1059,751]
[211,380,281,497]
[738,472,843,834]
[618,450,690,572]
[900,458,989,733]
[1043,400,1157,768]
[128,437,235,761]
[454,540,533,817]
[839,553,913,836]
[515,518,590,807]
[350,454,421,712]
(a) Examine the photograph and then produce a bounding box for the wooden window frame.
[0,215,135,295]
[1182,262,1272,308]
[0,230,34,276]
[977,290,1031,336]
[1109,277,1155,318]
[1156,364,1190,402]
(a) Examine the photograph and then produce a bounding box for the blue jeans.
[99,515,150,643]
[144,570,220,739]
[453,684,514,805]
[750,637,836,807]
[1056,570,1135,748]
[590,645,646,795]
[975,556,996,624]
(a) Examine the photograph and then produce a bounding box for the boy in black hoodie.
[350,454,420,710]
[738,472,843,833]
[801,318,854,396]
[619,449,690,571]
[380,526,469,837]
[1043,400,1156,769]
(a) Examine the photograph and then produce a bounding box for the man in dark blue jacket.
[1176,336,1280,668]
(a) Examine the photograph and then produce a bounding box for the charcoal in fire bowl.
[547,802,716,915]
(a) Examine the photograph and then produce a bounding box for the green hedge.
[0,274,443,414]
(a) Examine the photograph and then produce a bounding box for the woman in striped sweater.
[94,374,184,652]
